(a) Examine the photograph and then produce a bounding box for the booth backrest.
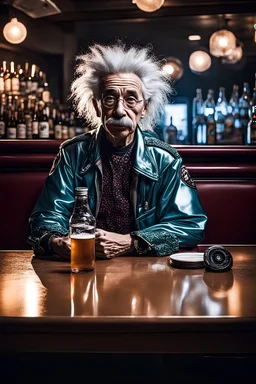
[0,172,255,250]
[0,143,255,250]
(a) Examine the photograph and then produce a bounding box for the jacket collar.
[79,125,159,180]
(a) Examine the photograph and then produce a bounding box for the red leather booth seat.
[196,180,256,245]
[0,173,255,250]
[0,142,255,250]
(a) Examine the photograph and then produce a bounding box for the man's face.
[95,73,147,147]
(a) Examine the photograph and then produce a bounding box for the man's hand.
[49,235,71,260]
[95,228,133,259]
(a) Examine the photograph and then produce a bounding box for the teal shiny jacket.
[28,126,208,256]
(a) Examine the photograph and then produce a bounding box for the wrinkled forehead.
[101,73,144,95]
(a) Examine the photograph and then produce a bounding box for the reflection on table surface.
[0,246,256,318]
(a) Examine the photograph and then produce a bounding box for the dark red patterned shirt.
[96,138,135,234]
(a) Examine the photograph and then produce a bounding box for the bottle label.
[11,78,19,92]
[42,91,50,103]
[39,121,49,138]
[207,122,216,145]
[26,80,32,93]
[32,121,39,135]
[5,78,11,92]
[0,77,4,93]
[31,81,38,92]
[7,127,16,139]
[62,126,68,140]
[0,121,5,135]
[17,123,26,139]
[20,81,26,93]
[54,124,62,139]
[68,126,76,139]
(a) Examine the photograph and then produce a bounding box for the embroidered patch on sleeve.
[180,165,196,189]
[49,151,61,176]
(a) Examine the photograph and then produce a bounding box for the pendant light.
[133,0,165,13]
[162,57,184,81]
[189,50,212,73]
[209,29,236,57]
[3,17,27,44]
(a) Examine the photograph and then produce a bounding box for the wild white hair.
[70,41,173,131]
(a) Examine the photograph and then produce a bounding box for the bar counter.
[1,246,256,355]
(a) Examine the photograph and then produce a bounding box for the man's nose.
[113,98,126,116]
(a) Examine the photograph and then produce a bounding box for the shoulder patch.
[145,137,180,159]
[180,165,196,189]
[49,150,62,176]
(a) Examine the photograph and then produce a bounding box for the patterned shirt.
[96,137,136,234]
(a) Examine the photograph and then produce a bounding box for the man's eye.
[126,97,136,102]
[105,96,116,102]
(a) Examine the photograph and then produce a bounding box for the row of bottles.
[192,79,256,145]
[0,60,50,103]
[0,94,85,140]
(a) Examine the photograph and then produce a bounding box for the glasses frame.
[101,95,144,110]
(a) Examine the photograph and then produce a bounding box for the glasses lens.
[102,96,140,109]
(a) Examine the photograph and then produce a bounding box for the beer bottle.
[69,187,96,273]
[192,88,206,144]
[246,104,256,145]
[215,87,228,143]
[203,89,216,145]
[165,116,178,144]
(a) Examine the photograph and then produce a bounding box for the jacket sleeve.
[27,147,75,256]
[134,157,208,256]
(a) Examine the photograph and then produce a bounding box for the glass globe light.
[189,50,212,73]
[134,0,165,12]
[222,45,243,64]
[3,17,27,44]
[209,29,236,57]
[162,57,184,80]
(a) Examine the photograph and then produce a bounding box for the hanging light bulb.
[209,29,236,57]
[3,17,27,44]
[189,50,212,73]
[162,57,184,81]
[133,0,165,13]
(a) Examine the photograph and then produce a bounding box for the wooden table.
[1,246,256,356]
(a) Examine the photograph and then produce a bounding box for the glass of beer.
[70,232,95,272]
[69,187,96,273]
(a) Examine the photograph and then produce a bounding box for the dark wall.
[76,17,256,135]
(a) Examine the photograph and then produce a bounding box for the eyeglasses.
[102,95,144,110]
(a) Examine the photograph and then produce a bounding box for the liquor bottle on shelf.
[32,105,39,139]
[0,96,6,138]
[31,64,39,95]
[164,116,178,144]
[17,100,26,139]
[0,65,4,94]
[38,108,49,139]
[203,89,216,145]
[215,87,228,143]
[41,73,51,104]
[192,88,206,144]
[3,61,11,93]
[24,62,32,95]
[6,107,17,139]
[19,66,26,95]
[227,84,242,143]
[246,104,256,145]
[54,110,62,139]
[239,82,251,145]
[10,61,19,94]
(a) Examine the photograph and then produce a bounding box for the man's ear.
[92,98,101,117]
[140,100,149,118]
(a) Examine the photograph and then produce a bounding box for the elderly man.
[28,41,208,259]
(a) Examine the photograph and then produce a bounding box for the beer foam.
[70,233,95,239]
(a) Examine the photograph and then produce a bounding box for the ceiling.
[1,0,256,40]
